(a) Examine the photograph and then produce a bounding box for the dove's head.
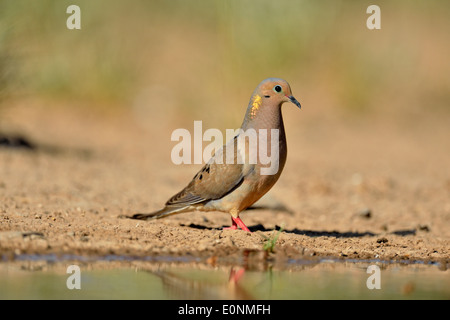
[243,78,301,125]
[252,78,301,110]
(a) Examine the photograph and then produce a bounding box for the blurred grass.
[0,0,449,122]
[0,15,15,104]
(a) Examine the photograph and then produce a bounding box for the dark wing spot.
[205,166,210,173]
[166,190,206,206]
[199,174,203,180]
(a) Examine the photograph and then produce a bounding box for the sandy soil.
[0,102,449,268]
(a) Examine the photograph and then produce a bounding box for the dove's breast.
[204,124,287,214]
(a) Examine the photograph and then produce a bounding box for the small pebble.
[358,208,372,219]
[417,224,430,232]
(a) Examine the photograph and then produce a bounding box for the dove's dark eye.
[274,85,282,93]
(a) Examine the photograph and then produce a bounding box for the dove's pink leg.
[233,217,251,232]
[223,218,238,230]
[223,217,251,232]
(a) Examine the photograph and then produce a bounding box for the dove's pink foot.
[223,219,238,230]
[229,267,246,283]
[223,217,251,232]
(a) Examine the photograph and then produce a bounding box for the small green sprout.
[260,224,284,253]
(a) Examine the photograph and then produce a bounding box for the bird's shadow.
[181,223,416,239]
[251,225,379,238]
[180,203,416,238]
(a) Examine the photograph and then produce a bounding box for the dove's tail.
[129,206,189,220]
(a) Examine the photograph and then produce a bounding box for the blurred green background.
[1,0,449,126]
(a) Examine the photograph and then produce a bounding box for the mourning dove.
[130,78,301,232]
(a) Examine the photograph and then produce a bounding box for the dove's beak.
[286,95,301,109]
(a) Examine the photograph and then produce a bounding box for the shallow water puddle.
[0,255,448,299]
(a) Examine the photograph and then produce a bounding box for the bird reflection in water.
[150,266,254,300]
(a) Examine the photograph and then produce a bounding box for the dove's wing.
[166,135,248,206]
[130,136,248,221]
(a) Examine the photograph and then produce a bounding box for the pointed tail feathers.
[129,206,188,220]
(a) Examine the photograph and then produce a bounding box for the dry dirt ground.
[0,102,449,268]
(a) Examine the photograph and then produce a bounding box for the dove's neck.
[240,101,287,176]
[241,102,285,133]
